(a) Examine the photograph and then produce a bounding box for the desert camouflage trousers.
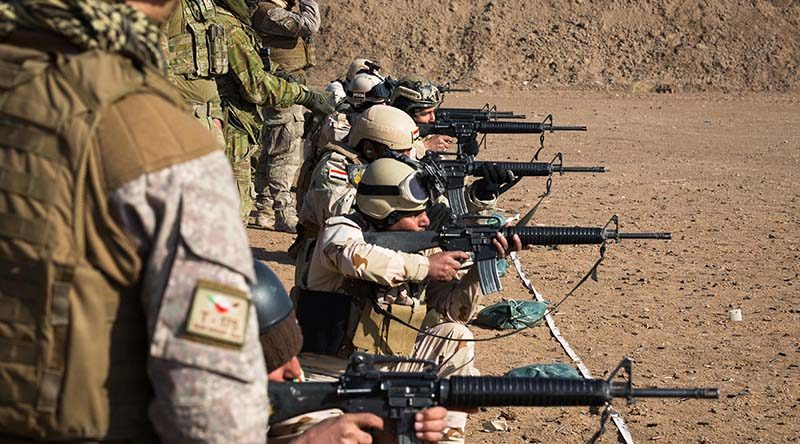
[224,123,259,223]
[255,105,304,218]
[269,321,476,443]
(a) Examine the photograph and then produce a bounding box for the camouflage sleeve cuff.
[401,252,430,282]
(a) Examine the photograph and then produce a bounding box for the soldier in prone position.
[0,0,269,441]
[294,157,522,442]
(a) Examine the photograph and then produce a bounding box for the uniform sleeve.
[423,267,483,324]
[317,221,429,286]
[300,153,356,228]
[225,22,305,107]
[254,0,321,37]
[109,151,268,443]
[465,183,498,214]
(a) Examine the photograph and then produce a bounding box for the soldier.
[292,105,418,287]
[213,0,333,223]
[251,260,449,443]
[390,76,458,152]
[251,0,321,232]
[0,0,268,441]
[325,58,381,106]
[295,157,521,442]
[164,0,230,146]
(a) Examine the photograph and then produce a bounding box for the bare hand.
[427,251,470,281]
[422,135,456,152]
[291,413,384,444]
[492,232,522,259]
[414,407,448,442]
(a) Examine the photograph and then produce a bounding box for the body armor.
[255,0,316,75]
[0,35,198,441]
[167,0,228,78]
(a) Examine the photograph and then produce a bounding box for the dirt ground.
[248,90,800,443]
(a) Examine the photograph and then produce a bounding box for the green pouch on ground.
[473,300,548,330]
[504,363,581,379]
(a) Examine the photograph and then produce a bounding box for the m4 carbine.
[419,152,605,216]
[418,118,587,157]
[363,215,671,294]
[269,353,719,444]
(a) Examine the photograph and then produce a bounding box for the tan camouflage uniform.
[214,4,307,222]
[299,216,483,440]
[252,0,321,231]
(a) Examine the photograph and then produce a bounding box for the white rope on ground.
[508,252,635,444]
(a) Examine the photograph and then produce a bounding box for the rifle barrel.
[616,232,673,240]
[550,125,588,131]
[471,162,605,176]
[558,166,606,173]
[627,387,720,399]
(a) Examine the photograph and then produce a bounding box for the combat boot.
[252,204,276,230]
[274,208,299,233]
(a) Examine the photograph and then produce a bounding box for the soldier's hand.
[422,135,456,152]
[427,251,470,281]
[492,232,521,259]
[414,407,448,442]
[291,413,384,444]
[299,89,335,117]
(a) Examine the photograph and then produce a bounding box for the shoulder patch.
[328,167,348,182]
[347,163,367,186]
[185,280,250,347]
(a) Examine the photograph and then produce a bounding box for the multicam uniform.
[214,4,307,222]
[297,214,481,440]
[252,0,320,230]
[0,0,267,441]
[165,0,229,146]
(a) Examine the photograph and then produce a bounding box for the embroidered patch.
[347,164,368,186]
[186,280,250,347]
[328,167,348,182]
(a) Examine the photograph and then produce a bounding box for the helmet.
[389,76,442,116]
[250,260,292,334]
[356,158,429,221]
[347,73,392,108]
[349,105,420,151]
[345,58,379,82]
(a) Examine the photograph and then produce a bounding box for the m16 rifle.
[418,152,605,216]
[364,215,671,294]
[269,353,719,444]
[434,82,471,93]
[436,106,526,122]
[418,116,587,157]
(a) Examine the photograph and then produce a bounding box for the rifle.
[419,152,605,216]
[418,117,587,157]
[363,215,671,294]
[269,353,719,444]
[436,106,526,121]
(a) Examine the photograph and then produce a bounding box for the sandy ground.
[248,90,800,443]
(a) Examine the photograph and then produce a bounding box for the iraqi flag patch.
[328,167,348,182]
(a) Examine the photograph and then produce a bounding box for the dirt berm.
[307,0,800,92]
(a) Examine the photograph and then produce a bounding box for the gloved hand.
[298,89,335,117]
[473,162,515,200]
[274,69,303,84]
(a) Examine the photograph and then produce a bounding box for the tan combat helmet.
[389,76,442,116]
[345,58,378,82]
[347,72,391,108]
[356,158,429,221]
[349,105,420,151]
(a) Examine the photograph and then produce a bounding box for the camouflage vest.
[0,33,205,441]
[253,0,316,74]
[166,0,228,79]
